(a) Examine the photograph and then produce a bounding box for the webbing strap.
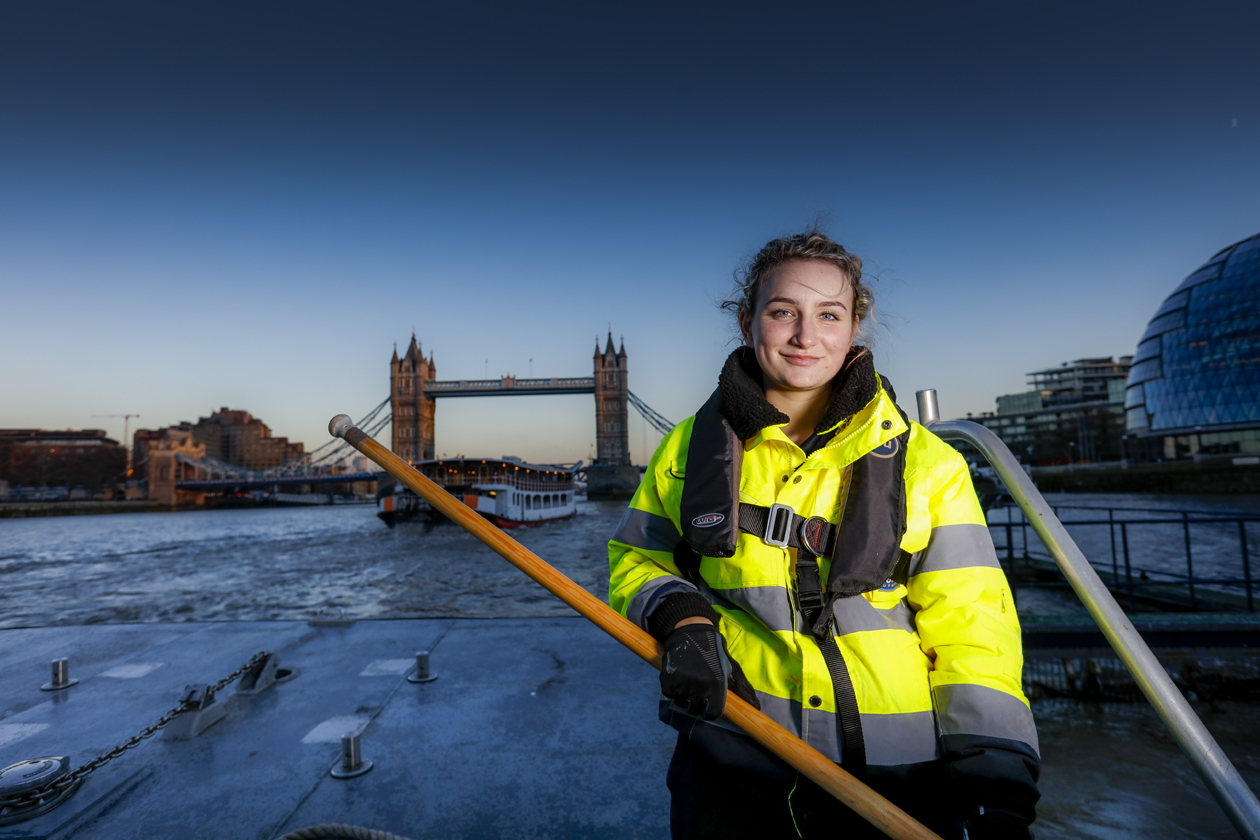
[796,548,867,775]
[739,502,867,772]
[737,502,837,554]
[816,633,867,774]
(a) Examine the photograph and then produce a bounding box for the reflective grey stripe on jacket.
[614,507,695,629]
[627,576,698,630]
[711,586,796,633]
[910,523,1002,577]
[934,682,1040,756]
[834,594,918,636]
[710,583,918,637]
[662,692,939,767]
[611,506,681,554]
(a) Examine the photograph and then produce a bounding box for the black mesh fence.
[1023,652,1260,703]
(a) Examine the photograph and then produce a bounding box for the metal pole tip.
[328,415,354,439]
[915,390,940,426]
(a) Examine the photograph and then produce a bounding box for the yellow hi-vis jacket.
[608,378,1039,771]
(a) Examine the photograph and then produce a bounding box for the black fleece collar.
[717,346,880,441]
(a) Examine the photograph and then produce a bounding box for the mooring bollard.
[329,732,373,778]
[41,658,79,691]
[407,650,438,684]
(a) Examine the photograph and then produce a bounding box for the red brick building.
[0,429,127,491]
[135,408,304,473]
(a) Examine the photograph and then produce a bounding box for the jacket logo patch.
[870,438,900,459]
[691,513,725,528]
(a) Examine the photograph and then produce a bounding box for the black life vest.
[677,347,911,614]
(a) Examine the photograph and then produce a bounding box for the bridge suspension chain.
[268,396,392,476]
[627,391,675,437]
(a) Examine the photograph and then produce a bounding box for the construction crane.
[92,413,141,472]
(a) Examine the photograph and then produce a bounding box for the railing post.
[1184,511,1197,610]
[1003,520,1018,606]
[1241,520,1254,614]
[1122,522,1134,611]
[1006,507,1016,562]
[1109,509,1118,585]
[1020,509,1029,569]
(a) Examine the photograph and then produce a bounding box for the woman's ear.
[738,309,753,347]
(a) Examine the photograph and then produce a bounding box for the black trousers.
[667,728,965,840]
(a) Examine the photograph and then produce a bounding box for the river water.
[3,493,1255,628]
[1,494,1258,838]
[0,500,623,628]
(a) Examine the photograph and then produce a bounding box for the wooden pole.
[329,415,941,840]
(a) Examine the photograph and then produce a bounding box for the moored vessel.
[376,456,576,528]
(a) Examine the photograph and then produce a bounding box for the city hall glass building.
[1125,232,1260,459]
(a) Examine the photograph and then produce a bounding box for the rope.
[274,825,416,840]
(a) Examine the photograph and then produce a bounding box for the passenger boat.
[376,456,576,528]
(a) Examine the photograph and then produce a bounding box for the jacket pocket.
[864,583,908,608]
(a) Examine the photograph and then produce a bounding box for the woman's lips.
[782,354,821,366]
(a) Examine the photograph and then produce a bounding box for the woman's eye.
[819,312,838,321]
[769,309,794,319]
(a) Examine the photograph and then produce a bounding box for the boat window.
[543,495,551,509]
[534,494,541,509]
[525,495,531,510]
[561,493,567,504]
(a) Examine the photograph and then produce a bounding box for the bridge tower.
[390,334,436,462]
[588,332,640,499]
[593,333,630,465]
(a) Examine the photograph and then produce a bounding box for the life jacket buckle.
[797,586,825,613]
[763,503,794,548]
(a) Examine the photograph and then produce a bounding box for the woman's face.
[739,259,858,396]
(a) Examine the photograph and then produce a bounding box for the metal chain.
[2,651,270,809]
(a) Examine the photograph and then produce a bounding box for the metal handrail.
[916,389,1260,840]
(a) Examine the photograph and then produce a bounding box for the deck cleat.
[406,650,438,684]
[329,733,373,779]
[40,658,79,691]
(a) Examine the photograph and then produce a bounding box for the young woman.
[608,232,1040,839]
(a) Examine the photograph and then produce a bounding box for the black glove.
[966,806,1033,840]
[659,622,760,721]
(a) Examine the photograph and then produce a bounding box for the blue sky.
[2,2,1258,464]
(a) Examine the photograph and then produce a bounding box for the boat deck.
[0,618,672,839]
[2,617,1258,839]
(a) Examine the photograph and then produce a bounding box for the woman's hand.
[659,621,760,720]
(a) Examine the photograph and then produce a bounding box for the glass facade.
[1125,232,1260,442]
[980,357,1131,465]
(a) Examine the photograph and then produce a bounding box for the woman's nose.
[793,318,816,347]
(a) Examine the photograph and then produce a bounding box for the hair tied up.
[721,228,874,343]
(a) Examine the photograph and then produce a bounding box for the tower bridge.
[390,332,646,498]
[171,332,672,501]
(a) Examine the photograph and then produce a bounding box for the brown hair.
[722,230,873,338]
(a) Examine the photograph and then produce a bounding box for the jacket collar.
[717,346,881,442]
